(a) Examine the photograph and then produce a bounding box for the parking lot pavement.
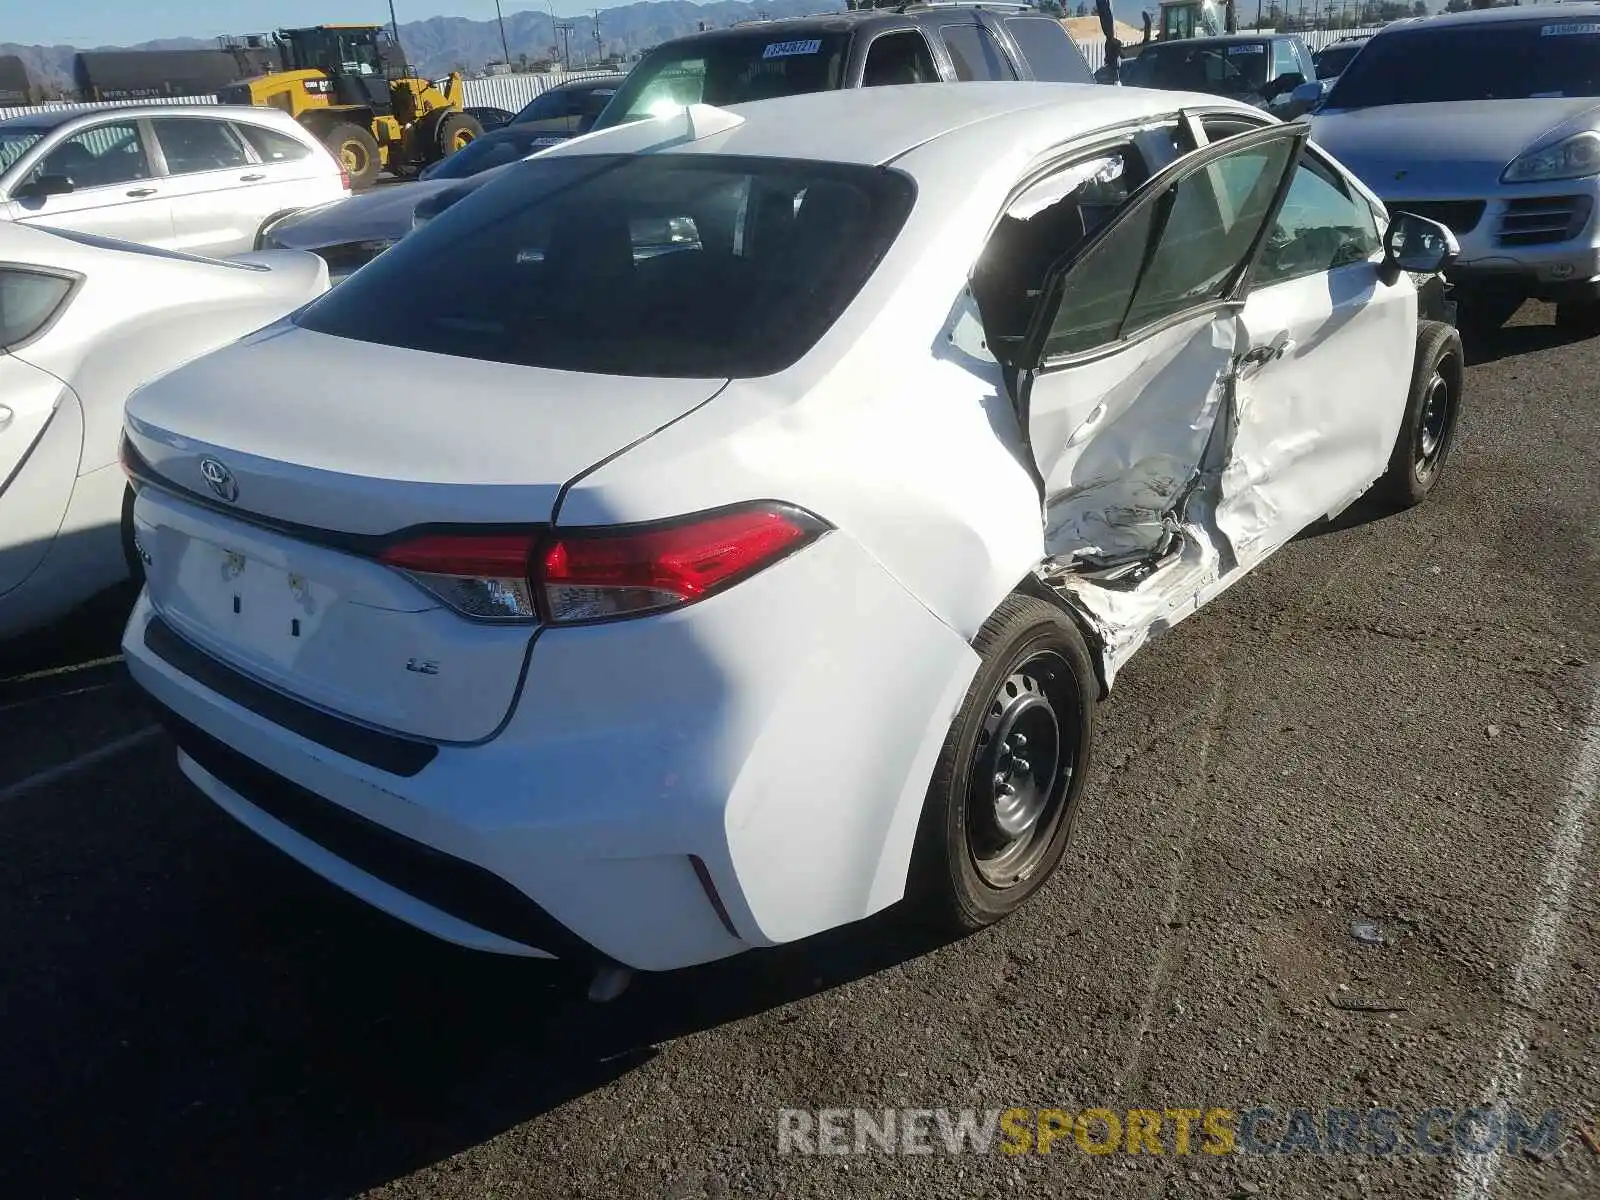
[1,306,1596,1200]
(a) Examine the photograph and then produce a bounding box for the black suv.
[1120,33,1315,117]
[592,3,1094,130]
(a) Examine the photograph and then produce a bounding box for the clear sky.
[9,3,610,47]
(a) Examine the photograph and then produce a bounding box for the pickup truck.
[592,3,1095,130]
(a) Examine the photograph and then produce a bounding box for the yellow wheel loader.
[218,26,481,189]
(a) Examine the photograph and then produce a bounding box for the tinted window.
[152,118,250,174]
[29,122,150,188]
[862,32,940,86]
[1040,136,1296,358]
[1124,136,1294,330]
[428,131,562,180]
[297,155,916,378]
[234,122,310,163]
[1254,154,1380,287]
[1003,16,1093,83]
[1329,20,1600,107]
[513,87,576,122]
[942,25,1017,81]
[0,268,74,349]
[597,35,851,127]
[1132,41,1270,93]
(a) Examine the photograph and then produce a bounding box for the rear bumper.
[122,529,981,972]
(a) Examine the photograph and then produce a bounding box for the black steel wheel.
[913,593,1096,933]
[1374,319,1463,511]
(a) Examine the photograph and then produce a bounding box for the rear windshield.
[295,153,916,378]
[1124,41,1271,94]
[594,33,852,128]
[1328,19,1600,107]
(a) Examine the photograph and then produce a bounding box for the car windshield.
[426,131,563,180]
[1328,18,1600,107]
[594,33,852,128]
[296,153,915,378]
[1314,43,1363,80]
[0,127,46,173]
[1126,41,1271,94]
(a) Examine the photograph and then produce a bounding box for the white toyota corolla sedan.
[120,82,1464,991]
[0,223,328,643]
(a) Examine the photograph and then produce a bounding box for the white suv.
[0,105,347,258]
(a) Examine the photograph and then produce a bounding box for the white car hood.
[266,181,454,250]
[1312,98,1600,193]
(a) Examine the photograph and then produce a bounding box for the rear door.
[231,118,332,228]
[1010,123,1307,571]
[148,116,264,257]
[8,118,174,248]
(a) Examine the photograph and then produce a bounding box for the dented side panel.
[1217,264,1416,567]
[1027,309,1241,564]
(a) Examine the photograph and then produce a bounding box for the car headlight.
[1502,131,1600,183]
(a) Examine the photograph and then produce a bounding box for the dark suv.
[592,3,1094,130]
[1121,33,1315,117]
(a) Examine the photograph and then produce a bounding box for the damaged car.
[119,83,1464,991]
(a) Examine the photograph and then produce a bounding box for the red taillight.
[372,505,824,624]
[542,507,818,623]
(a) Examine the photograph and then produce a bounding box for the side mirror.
[1290,80,1324,108]
[1381,211,1459,284]
[13,173,74,201]
[1275,71,1305,93]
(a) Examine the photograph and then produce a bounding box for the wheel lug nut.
[1012,757,1030,775]
[996,781,1016,797]
[1010,733,1028,750]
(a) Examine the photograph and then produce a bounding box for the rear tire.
[322,122,381,190]
[433,111,482,159]
[1554,299,1600,340]
[911,594,1096,934]
[1373,320,1464,512]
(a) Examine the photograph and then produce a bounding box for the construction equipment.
[1154,0,1237,41]
[217,26,482,190]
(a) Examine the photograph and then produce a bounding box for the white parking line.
[0,726,162,805]
[1452,676,1600,1200]
[0,654,124,686]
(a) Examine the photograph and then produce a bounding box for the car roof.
[647,3,1033,48]
[0,103,302,134]
[1377,1,1600,31]
[1141,32,1286,48]
[541,79,1254,169]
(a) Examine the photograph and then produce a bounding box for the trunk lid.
[125,325,727,743]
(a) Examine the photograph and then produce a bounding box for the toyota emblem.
[199,457,239,503]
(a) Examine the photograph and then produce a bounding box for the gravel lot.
[1,305,1596,1200]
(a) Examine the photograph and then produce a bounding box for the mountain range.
[5,0,1152,95]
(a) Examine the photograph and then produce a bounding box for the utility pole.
[556,22,576,70]
[591,9,604,64]
[494,0,512,66]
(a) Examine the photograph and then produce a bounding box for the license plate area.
[177,542,339,668]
